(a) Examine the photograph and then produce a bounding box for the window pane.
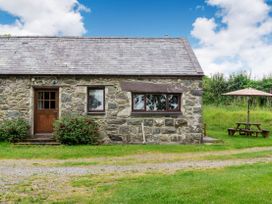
[146,94,166,111]
[50,101,56,109]
[38,101,43,110]
[168,95,180,110]
[50,92,56,100]
[38,92,43,100]
[44,101,50,109]
[44,92,50,100]
[89,89,104,111]
[133,94,145,110]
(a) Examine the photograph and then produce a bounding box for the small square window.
[36,90,58,110]
[88,88,105,112]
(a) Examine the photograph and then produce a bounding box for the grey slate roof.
[0,36,204,76]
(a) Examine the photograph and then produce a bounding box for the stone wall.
[0,75,203,144]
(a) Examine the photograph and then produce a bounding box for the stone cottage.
[0,36,204,144]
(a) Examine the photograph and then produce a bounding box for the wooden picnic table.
[236,122,261,130]
[228,122,269,138]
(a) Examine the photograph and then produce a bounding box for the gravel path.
[2,146,272,167]
[1,156,272,177]
[1,146,272,193]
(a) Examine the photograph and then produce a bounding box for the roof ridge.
[0,36,184,40]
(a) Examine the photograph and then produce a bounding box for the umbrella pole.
[247,96,250,129]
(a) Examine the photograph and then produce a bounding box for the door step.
[34,133,54,138]
[16,135,60,145]
[202,136,223,144]
[16,141,60,145]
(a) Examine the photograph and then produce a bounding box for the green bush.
[203,73,272,106]
[53,115,100,145]
[0,119,29,142]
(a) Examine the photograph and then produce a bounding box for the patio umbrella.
[223,88,272,126]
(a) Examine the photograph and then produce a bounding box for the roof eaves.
[0,73,204,77]
[0,36,185,40]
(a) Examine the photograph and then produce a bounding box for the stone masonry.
[0,75,203,144]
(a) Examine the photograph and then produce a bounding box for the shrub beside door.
[53,115,100,145]
[0,118,29,142]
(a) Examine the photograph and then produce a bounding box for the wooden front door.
[34,89,59,134]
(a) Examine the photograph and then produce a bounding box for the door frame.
[34,87,59,135]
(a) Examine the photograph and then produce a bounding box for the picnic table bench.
[228,122,270,138]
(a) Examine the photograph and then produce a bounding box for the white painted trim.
[30,87,35,135]
[85,86,88,114]
[59,87,62,118]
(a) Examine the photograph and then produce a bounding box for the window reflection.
[168,95,179,110]
[132,93,180,112]
[146,94,166,111]
[88,89,104,111]
[133,94,145,110]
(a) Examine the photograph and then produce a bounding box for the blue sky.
[0,0,217,45]
[0,0,272,77]
[80,0,215,43]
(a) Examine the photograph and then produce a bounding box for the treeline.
[203,73,272,106]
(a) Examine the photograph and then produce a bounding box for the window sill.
[87,112,106,115]
[131,112,182,117]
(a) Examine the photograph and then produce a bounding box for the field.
[1,105,272,203]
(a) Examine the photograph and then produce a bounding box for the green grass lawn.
[56,163,272,204]
[204,149,272,160]
[1,135,272,159]
[204,105,272,132]
[109,163,272,204]
[0,105,272,159]
[6,163,272,204]
[205,105,272,148]
[2,105,272,203]
[0,142,224,159]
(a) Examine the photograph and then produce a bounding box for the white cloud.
[191,0,272,78]
[195,5,205,11]
[0,0,90,36]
